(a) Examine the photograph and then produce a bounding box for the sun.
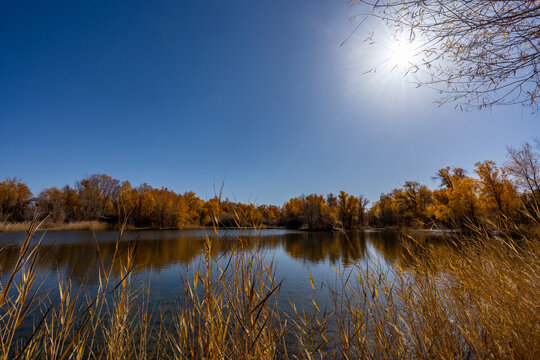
[387,39,416,70]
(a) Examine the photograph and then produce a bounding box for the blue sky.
[1,0,538,205]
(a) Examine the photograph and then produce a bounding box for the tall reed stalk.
[0,218,538,359]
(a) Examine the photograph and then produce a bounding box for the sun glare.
[387,39,416,70]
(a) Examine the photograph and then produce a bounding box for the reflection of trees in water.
[0,238,201,285]
[0,246,20,276]
[0,234,283,286]
[281,232,367,265]
[0,230,452,286]
[367,231,405,265]
[368,230,452,269]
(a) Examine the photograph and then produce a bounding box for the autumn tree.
[116,181,138,224]
[0,178,32,222]
[200,197,223,226]
[357,194,370,226]
[369,193,398,227]
[76,174,121,220]
[326,193,339,225]
[175,195,191,229]
[505,141,540,222]
[37,187,67,222]
[257,205,281,226]
[433,167,466,189]
[475,160,520,223]
[282,197,304,228]
[337,191,369,228]
[394,182,432,228]
[337,191,353,228]
[352,0,540,110]
[429,168,480,228]
[62,185,81,221]
[176,191,203,228]
[151,188,177,228]
[134,184,156,227]
[302,194,330,229]
[369,183,431,228]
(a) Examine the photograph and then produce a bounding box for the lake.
[0,228,408,293]
[0,228,426,344]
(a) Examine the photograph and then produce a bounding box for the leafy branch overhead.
[350,0,540,110]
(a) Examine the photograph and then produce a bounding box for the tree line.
[0,175,368,230]
[1,142,539,230]
[370,142,540,230]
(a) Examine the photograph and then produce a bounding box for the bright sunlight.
[387,38,416,70]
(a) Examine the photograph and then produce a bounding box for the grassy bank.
[0,220,109,232]
[0,221,285,232]
[0,221,538,359]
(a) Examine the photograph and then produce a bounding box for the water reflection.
[283,231,367,265]
[0,229,440,286]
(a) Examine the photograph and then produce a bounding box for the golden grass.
[0,221,108,232]
[0,221,33,232]
[0,219,538,359]
[329,231,540,359]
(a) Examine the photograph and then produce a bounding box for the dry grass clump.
[331,229,540,359]
[169,235,285,359]
[0,222,287,359]
[0,220,156,359]
[0,221,33,232]
[0,219,538,359]
[0,220,108,232]
[47,220,108,231]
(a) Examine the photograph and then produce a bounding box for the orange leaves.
[474,160,520,220]
[372,160,523,228]
[0,178,33,222]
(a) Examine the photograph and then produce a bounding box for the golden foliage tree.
[475,160,520,223]
[37,187,67,222]
[76,174,120,220]
[0,178,32,222]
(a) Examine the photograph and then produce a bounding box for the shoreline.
[0,221,457,233]
[0,221,288,233]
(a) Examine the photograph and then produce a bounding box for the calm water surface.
[0,229,422,321]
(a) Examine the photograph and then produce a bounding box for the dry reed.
[0,221,108,232]
[0,218,538,359]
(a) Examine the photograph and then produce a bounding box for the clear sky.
[1,0,538,205]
